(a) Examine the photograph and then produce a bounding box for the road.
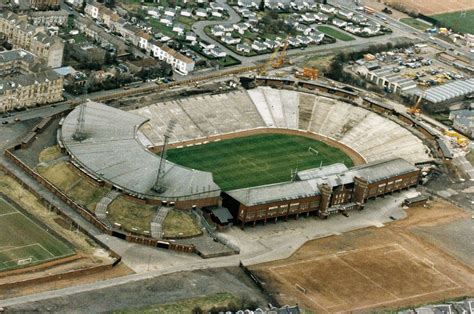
[330,0,474,59]
[192,0,416,65]
[0,188,418,308]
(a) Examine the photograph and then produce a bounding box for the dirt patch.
[250,198,474,313]
[163,210,202,238]
[38,145,62,163]
[0,171,134,299]
[37,160,109,212]
[107,196,157,234]
[383,0,474,15]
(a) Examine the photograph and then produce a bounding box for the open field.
[250,199,474,313]
[37,160,109,212]
[400,17,432,30]
[166,134,353,191]
[118,292,241,313]
[107,196,156,235]
[163,210,202,238]
[384,0,474,15]
[431,10,474,34]
[317,26,355,41]
[0,196,74,272]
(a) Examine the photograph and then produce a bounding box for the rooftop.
[60,101,220,200]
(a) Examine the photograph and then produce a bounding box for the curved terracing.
[135,87,432,165]
[59,101,220,200]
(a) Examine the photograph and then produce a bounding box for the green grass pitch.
[0,197,74,272]
[166,134,354,191]
[431,10,474,35]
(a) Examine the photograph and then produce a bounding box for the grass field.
[107,196,156,235]
[431,10,474,35]
[37,161,109,212]
[400,17,432,31]
[166,134,353,191]
[0,196,74,272]
[163,210,202,238]
[118,293,241,313]
[317,26,355,41]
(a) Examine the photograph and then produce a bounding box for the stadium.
[58,83,432,229]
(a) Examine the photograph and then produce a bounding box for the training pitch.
[166,133,353,191]
[0,196,74,272]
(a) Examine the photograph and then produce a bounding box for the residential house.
[0,70,63,112]
[314,12,329,22]
[319,4,335,14]
[180,9,192,17]
[345,24,362,34]
[233,22,249,34]
[251,41,267,52]
[210,46,226,58]
[210,2,224,11]
[149,39,195,75]
[29,10,68,26]
[160,16,173,27]
[236,43,251,53]
[301,13,316,23]
[136,31,152,50]
[296,35,311,45]
[332,18,347,28]
[212,10,223,18]
[221,34,241,45]
[211,25,224,37]
[0,11,64,68]
[164,8,176,17]
[185,32,197,42]
[84,1,100,19]
[172,23,185,34]
[338,8,353,19]
[196,8,208,18]
[237,0,259,9]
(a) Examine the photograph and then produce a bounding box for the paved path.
[0,188,419,308]
[192,0,244,62]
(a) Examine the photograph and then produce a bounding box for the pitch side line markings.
[0,212,19,217]
[269,243,401,271]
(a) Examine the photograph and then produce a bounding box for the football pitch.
[431,10,474,35]
[166,134,353,191]
[0,196,74,272]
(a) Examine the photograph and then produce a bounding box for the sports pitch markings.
[0,197,74,272]
[166,133,354,191]
[268,244,460,313]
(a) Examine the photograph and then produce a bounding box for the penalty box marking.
[268,243,461,311]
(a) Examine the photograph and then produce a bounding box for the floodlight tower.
[73,76,92,141]
[72,103,87,141]
[153,119,176,193]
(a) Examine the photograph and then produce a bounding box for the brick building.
[222,158,420,227]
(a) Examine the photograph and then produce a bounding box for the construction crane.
[272,37,289,69]
[295,67,319,80]
[407,92,425,116]
[258,37,290,76]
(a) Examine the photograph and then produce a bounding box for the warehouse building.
[409,78,474,111]
[222,158,420,227]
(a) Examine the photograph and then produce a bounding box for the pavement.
[0,188,419,308]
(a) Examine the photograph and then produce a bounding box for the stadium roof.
[226,158,419,207]
[412,79,474,104]
[225,180,320,207]
[60,101,220,200]
[296,163,348,181]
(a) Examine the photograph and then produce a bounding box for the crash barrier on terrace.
[3,119,196,255]
[250,76,450,161]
